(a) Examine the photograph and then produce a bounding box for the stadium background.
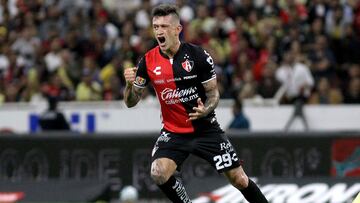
[0,0,359,202]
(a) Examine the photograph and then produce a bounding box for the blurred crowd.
[0,0,359,105]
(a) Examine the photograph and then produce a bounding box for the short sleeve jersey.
[134,43,222,134]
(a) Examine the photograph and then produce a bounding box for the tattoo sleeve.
[124,84,144,108]
[202,78,220,115]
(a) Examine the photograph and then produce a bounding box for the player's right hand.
[124,67,137,85]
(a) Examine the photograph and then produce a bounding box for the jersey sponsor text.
[160,87,199,105]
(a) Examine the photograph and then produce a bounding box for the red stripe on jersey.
[145,47,195,133]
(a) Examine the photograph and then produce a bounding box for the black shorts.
[151,129,241,173]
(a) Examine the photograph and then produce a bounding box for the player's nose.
[156,31,164,36]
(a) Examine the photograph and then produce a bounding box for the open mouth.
[158,36,166,44]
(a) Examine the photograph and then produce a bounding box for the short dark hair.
[152,4,180,19]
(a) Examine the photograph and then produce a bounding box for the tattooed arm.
[123,67,145,108]
[188,78,219,121]
[203,78,220,114]
[124,84,144,108]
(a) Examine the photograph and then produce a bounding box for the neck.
[164,40,181,58]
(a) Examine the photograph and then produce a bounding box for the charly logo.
[153,66,161,75]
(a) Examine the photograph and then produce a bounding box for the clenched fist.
[124,67,137,85]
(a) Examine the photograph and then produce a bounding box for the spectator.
[233,68,258,99]
[279,0,308,25]
[304,17,325,51]
[279,25,306,56]
[41,73,72,101]
[354,1,360,35]
[0,45,10,77]
[289,40,309,65]
[57,49,78,91]
[4,82,18,102]
[325,3,355,66]
[348,63,360,79]
[187,4,213,44]
[214,6,236,35]
[343,78,360,104]
[19,68,44,102]
[38,96,70,131]
[259,0,280,18]
[307,0,328,24]
[308,35,337,81]
[0,79,5,104]
[11,26,40,69]
[101,55,124,100]
[308,77,343,104]
[231,52,253,90]
[243,9,261,48]
[276,50,314,103]
[253,36,278,82]
[206,25,231,67]
[75,68,102,101]
[257,60,281,99]
[119,36,139,65]
[83,56,101,83]
[134,0,151,29]
[229,78,256,129]
[339,24,360,64]
[235,0,255,18]
[228,97,250,130]
[325,5,349,40]
[177,0,195,24]
[44,37,63,73]
[0,0,357,105]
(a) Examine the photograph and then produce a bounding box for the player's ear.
[176,24,182,35]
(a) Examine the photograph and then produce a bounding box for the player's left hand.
[187,98,207,122]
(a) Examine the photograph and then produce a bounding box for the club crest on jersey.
[181,59,194,72]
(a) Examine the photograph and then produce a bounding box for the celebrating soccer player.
[124,4,268,203]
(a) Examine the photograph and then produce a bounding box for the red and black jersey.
[134,43,223,134]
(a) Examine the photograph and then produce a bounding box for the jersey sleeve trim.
[133,83,147,89]
[201,76,217,84]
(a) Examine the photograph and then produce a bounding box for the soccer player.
[124,4,268,203]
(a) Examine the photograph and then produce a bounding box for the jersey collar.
[158,42,184,60]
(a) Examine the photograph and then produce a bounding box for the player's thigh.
[151,130,190,170]
[194,133,241,173]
